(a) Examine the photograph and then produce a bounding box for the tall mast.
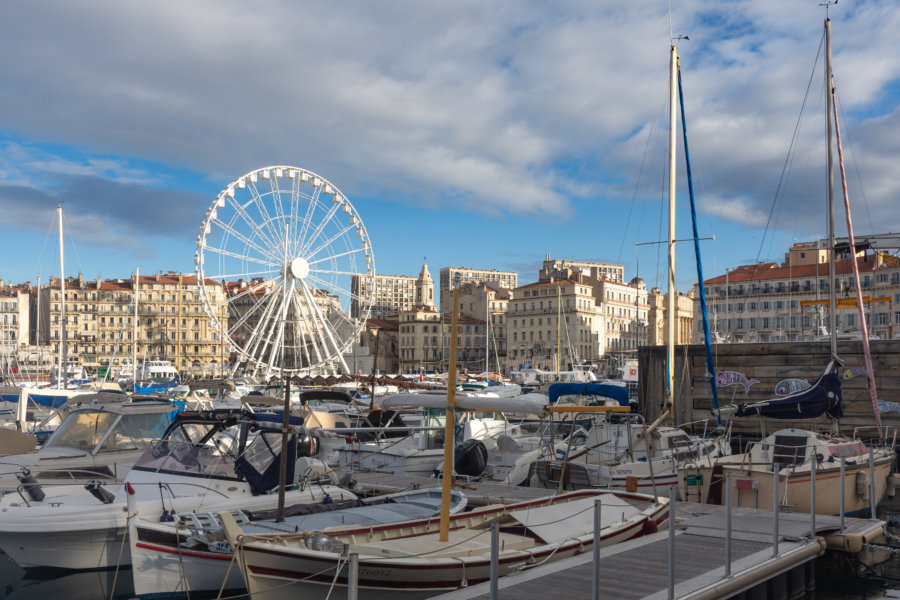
[57,204,66,389]
[133,267,140,376]
[667,43,678,407]
[825,18,837,360]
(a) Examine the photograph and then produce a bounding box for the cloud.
[0,0,898,240]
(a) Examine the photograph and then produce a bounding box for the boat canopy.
[378,392,548,415]
[547,383,630,407]
[733,369,843,421]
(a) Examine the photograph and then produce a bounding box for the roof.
[703,255,881,285]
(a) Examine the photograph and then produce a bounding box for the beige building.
[455,282,510,371]
[647,287,695,346]
[696,244,900,343]
[0,283,30,375]
[351,273,417,319]
[538,255,624,284]
[37,273,229,376]
[397,306,487,373]
[506,279,603,372]
[439,266,517,314]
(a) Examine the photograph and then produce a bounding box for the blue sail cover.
[678,69,721,424]
[735,372,843,420]
[548,383,630,407]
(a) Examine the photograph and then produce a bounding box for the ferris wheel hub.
[289,256,310,280]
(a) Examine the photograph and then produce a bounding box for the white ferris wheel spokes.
[195,166,375,377]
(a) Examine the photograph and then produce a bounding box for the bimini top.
[548,383,630,407]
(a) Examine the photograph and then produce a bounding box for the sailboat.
[529,39,731,495]
[677,16,896,516]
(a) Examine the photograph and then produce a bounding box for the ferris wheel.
[195,166,375,377]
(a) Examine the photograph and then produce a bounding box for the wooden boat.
[127,488,467,598]
[221,489,669,600]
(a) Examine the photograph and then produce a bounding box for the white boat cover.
[378,393,548,415]
[508,494,642,544]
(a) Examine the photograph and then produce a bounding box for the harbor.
[2,1,900,599]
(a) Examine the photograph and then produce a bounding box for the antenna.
[820,0,837,19]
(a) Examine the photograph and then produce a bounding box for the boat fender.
[84,479,116,504]
[856,471,869,500]
[16,468,44,502]
[643,518,659,535]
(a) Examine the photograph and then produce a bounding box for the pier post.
[593,498,602,600]
[870,448,877,519]
[810,456,816,540]
[772,469,779,557]
[347,553,358,600]
[668,486,676,600]
[840,456,846,533]
[725,472,732,577]
[491,520,499,600]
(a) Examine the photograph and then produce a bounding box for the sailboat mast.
[57,204,66,389]
[825,18,837,360]
[667,43,678,405]
[134,267,140,376]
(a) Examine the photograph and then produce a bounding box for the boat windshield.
[133,440,240,481]
[42,411,171,453]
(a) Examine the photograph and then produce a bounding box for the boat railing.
[852,425,897,451]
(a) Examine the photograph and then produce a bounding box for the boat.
[532,384,728,493]
[336,392,546,477]
[0,399,174,490]
[0,408,356,570]
[132,359,181,393]
[221,489,670,600]
[126,487,467,598]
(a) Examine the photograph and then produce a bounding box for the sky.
[2,0,900,304]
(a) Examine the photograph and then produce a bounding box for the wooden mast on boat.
[439,288,460,542]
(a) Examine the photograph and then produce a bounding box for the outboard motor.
[453,439,488,478]
[85,479,116,504]
[17,468,45,502]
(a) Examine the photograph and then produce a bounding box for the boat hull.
[678,455,893,515]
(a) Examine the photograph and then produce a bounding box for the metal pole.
[810,455,817,540]
[772,469,779,557]
[668,485,676,600]
[347,552,358,600]
[490,520,499,600]
[840,456,846,533]
[439,289,460,542]
[593,498,602,600]
[725,472,732,577]
[870,448,877,520]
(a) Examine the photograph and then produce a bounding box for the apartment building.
[350,273,417,319]
[439,267,517,314]
[538,255,624,284]
[397,306,487,373]
[37,273,229,375]
[506,279,603,372]
[454,282,510,371]
[0,283,30,374]
[695,245,900,343]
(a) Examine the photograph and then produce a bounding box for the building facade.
[694,244,900,343]
[37,273,229,376]
[439,267,517,314]
[538,255,624,284]
[454,282,510,372]
[505,279,603,372]
[351,273,417,319]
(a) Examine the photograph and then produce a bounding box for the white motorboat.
[0,400,174,491]
[0,409,357,570]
